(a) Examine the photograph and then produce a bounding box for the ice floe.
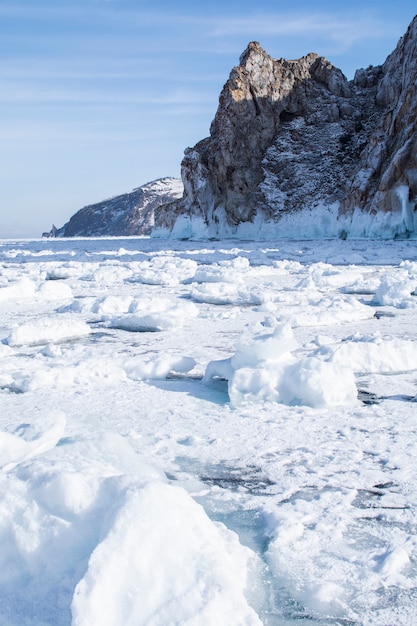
[204,323,357,408]
[107,298,198,332]
[5,317,91,347]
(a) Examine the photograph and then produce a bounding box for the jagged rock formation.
[340,16,417,228]
[155,15,417,239]
[51,178,183,237]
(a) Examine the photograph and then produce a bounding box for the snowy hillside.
[50,177,183,237]
[0,236,416,625]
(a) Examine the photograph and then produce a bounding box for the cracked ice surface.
[0,237,416,625]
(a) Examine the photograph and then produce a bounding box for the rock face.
[341,16,417,228]
[54,178,183,237]
[155,15,417,238]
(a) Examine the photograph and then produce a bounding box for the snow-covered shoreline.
[0,237,416,625]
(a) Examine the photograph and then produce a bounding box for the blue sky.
[0,1,416,237]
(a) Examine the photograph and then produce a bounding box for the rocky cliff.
[155,15,417,239]
[51,178,183,238]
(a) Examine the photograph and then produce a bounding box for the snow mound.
[108,298,198,332]
[0,277,73,305]
[0,440,168,625]
[6,317,91,347]
[274,295,374,327]
[124,354,196,380]
[92,295,133,316]
[191,283,264,306]
[401,259,417,277]
[0,429,261,626]
[302,263,364,289]
[328,333,417,373]
[204,324,357,408]
[37,280,74,301]
[130,256,197,286]
[0,277,36,301]
[192,257,250,284]
[373,274,417,308]
[72,481,261,626]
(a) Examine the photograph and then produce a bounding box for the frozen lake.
[0,236,416,625]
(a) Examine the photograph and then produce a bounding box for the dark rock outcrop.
[52,178,183,238]
[155,16,417,238]
[340,16,417,226]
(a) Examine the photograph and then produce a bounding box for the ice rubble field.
[0,237,416,626]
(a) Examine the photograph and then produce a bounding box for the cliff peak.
[239,41,270,65]
[155,14,417,239]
